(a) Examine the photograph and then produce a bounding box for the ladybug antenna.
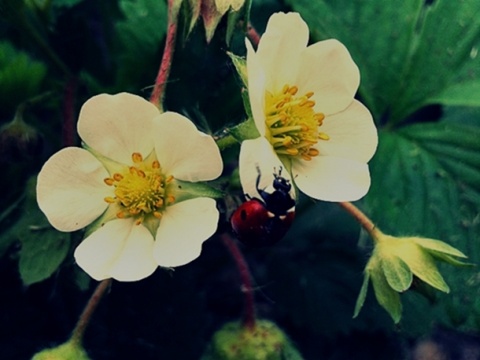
[273,166,283,179]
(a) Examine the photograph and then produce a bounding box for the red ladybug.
[231,166,295,246]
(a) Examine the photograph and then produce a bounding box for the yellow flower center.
[103,152,175,225]
[265,84,329,160]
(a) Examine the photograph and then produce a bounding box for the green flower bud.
[203,320,304,360]
[31,341,91,360]
[354,228,471,323]
[188,0,245,42]
[0,105,42,161]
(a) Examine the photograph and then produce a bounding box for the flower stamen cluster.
[103,152,175,225]
[265,84,328,161]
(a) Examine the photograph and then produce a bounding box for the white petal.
[153,198,219,267]
[239,137,294,200]
[74,219,158,281]
[256,12,309,91]
[153,112,223,181]
[246,39,267,135]
[293,156,371,202]
[316,100,378,163]
[297,39,360,115]
[77,93,158,164]
[37,147,110,232]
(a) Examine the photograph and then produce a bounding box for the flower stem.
[70,279,112,345]
[62,77,77,147]
[338,202,378,240]
[221,233,256,330]
[246,21,261,47]
[150,0,181,111]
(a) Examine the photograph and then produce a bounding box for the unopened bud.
[204,320,304,360]
[31,340,91,360]
[0,105,42,161]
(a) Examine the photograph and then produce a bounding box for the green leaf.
[51,0,84,7]
[381,255,413,293]
[392,0,480,121]
[431,80,480,107]
[4,177,70,285]
[430,43,480,107]
[0,41,47,113]
[114,0,167,89]
[19,226,70,286]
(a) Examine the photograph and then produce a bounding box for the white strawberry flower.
[37,93,223,281]
[240,12,378,202]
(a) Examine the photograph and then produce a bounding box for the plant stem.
[70,279,112,345]
[62,77,77,147]
[338,202,377,239]
[221,233,256,330]
[246,21,260,47]
[150,0,181,111]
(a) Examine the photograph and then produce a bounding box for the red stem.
[221,233,256,330]
[150,0,179,110]
[338,202,376,238]
[246,22,261,48]
[70,279,112,345]
[62,77,77,147]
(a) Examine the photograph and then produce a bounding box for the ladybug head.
[272,167,291,194]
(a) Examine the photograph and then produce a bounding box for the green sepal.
[413,237,468,258]
[227,117,259,142]
[370,262,403,324]
[31,340,91,360]
[227,52,248,87]
[353,271,370,319]
[381,254,413,292]
[429,252,475,267]
[173,179,224,202]
[400,247,450,293]
[81,142,125,175]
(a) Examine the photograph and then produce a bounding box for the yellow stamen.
[319,133,330,140]
[132,152,143,163]
[264,84,329,160]
[104,178,114,186]
[104,153,175,223]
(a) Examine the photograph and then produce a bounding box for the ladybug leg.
[255,165,272,204]
[255,164,262,192]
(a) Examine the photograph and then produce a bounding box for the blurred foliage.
[1,0,480,359]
